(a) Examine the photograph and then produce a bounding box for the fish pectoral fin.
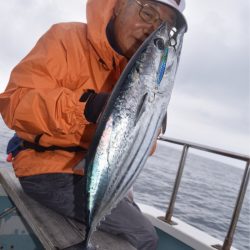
[161,112,168,134]
[135,93,148,124]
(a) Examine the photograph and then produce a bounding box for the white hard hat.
[156,0,187,31]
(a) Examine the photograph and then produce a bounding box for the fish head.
[137,22,185,98]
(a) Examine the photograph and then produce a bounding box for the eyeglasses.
[134,0,176,30]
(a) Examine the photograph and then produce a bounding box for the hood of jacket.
[86,0,126,70]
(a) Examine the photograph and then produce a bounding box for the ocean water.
[0,118,249,250]
[134,142,250,250]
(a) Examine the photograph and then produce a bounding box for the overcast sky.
[0,0,249,159]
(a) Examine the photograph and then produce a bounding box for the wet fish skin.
[83,23,185,248]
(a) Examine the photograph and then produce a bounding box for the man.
[0,0,187,249]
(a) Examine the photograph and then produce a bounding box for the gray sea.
[0,118,249,250]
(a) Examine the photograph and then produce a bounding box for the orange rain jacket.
[0,0,129,177]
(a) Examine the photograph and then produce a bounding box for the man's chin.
[127,46,142,59]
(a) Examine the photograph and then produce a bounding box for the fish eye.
[153,38,165,51]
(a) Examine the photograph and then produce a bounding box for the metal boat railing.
[158,136,250,250]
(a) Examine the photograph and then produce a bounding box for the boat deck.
[0,166,135,250]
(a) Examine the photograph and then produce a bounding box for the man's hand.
[80,90,109,123]
[149,129,161,156]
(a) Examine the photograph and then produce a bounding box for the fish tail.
[82,240,96,250]
[83,228,95,250]
[83,204,92,249]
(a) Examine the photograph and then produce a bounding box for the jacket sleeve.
[0,24,87,139]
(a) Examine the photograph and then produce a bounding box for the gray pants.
[19,174,158,250]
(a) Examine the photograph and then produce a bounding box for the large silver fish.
[83,23,185,248]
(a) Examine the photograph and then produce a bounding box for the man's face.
[113,0,177,59]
